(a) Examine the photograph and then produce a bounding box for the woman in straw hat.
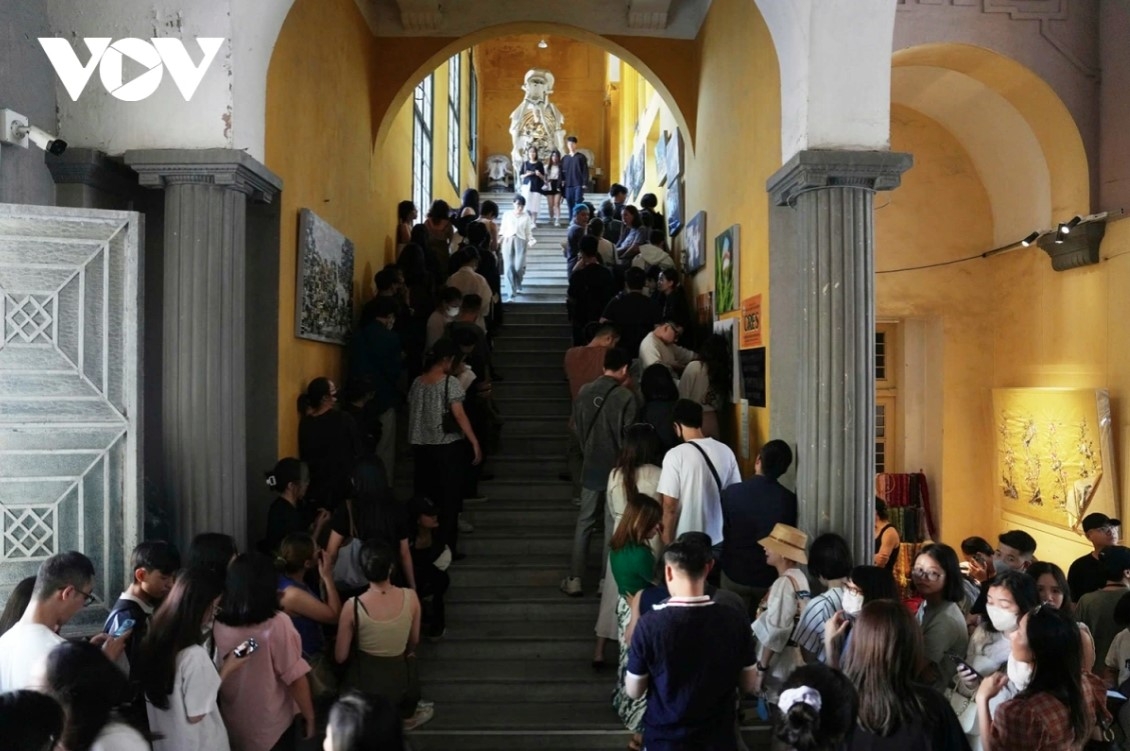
[750,523,811,700]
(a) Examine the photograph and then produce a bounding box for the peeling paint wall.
[45,0,233,154]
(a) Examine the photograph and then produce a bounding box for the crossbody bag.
[688,440,723,494]
[582,383,620,446]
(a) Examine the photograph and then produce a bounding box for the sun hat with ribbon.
[759,523,809,565]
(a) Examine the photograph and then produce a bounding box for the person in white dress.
[500,195,536,301]
[141,567,257,751]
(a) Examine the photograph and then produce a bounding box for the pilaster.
[767,150,913,562]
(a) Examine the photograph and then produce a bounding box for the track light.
[1021,231,1040,247]
[1054,224,1069,244]
[1062,215,1082,235]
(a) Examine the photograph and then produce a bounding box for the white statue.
[509,68,566,168]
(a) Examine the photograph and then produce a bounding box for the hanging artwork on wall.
[666,128,682,182]
[655,133,668,187]
[665,179,683,238]
[296,209,355,345]
[715,224,740,315]
[991,388,1119,531]
[628,143,646,201]
[683,211,707,274]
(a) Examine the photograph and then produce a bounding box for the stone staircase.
[398,214,772,747]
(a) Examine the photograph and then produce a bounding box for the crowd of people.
[4,171,1128,751]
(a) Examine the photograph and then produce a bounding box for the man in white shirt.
[658,400,741,548]
[447,248,494,330]
[0,550,130,691]
[426,286,463,349]
[639,320,697,377]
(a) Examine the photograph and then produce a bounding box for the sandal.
[628,733,643,751]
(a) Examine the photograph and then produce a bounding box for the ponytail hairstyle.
[265,458,307,494]
[276,533,316,576]
[774,664,858,751]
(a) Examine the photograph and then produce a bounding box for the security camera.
[0,109,67,155]
[24,125,67,156]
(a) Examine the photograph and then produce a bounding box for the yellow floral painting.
[992,388,1117,531]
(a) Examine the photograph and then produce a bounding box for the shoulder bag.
[688,440,723,494]
[441,376,461,435]
[332,500,369,590]
[582,383,620,446]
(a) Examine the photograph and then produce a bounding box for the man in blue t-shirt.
[626,540,757,750]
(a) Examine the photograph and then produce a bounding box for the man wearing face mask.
[1069,512,1121,600]
[427,287,463,350]
[349,296,403,481]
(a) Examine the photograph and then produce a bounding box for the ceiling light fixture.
[537,39,548,48]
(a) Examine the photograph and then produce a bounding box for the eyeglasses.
[74,587,97,606]
[911,568,944,582]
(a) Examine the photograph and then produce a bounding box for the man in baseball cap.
[1068,512,1121,600]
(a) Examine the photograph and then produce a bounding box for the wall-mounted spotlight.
[537,39,548,49]
[1021,231,1040,247]
[1054,223,1070,244]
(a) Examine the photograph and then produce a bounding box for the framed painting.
[665,179,683,238]
[992,388,1119,531]
[714,224,740,315]
[666,128,682,182]
[655,133,668,187]
[683,211,707,274]
[295,208,355,345]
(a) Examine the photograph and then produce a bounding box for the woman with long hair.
[325,456,416,595]
[593,424,666,668]
[1027,560,1096,671]
[842,600,968,747]
[615,205,646,263]
[409,339,482,560]
[640,363,680,453]
[976,604,1110,749]
[608,496,663,749]
[543,149,564,226]
[0,689,64,751]
[185,533,238,581]
[298,376,363,511]
[0,576,35,636]
[140,567,251,751]
[948,571,1040,750]
[213,553,315,751]
[334,541,432,731]
[43,641,150,751]
[518,146,546,225]
[912,542,970,689]
[396,200,417,254]
[262,458,323,556]
[678,333,730,438]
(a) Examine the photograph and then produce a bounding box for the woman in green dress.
[609,494,663,750]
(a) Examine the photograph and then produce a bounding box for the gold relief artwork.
[992,389,1115,530]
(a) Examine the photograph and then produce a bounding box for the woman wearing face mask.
[1027,561,1096,671]
[976,605,1111,750]
[823,565,899,668]
[946,571,1039,750]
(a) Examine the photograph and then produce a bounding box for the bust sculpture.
[485,154,513,190]
[509,68,566,168]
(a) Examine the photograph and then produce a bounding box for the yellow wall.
[684,0,780,471]
[475,35,607,174]
[424,52,478,209]
[875,104,996,545]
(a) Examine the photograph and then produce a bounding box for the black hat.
[408,496,438,518]
[1099,546,1130,581]
[1083,512,1121,532]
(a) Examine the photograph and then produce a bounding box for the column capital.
[123,149,283,204]
[767,149,913,207]
[45,148,140,196]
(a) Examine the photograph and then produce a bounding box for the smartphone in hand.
[948,652,980,681]
[233,638,258,658]
[112,618,135,638]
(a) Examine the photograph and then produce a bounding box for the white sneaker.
[571,497,582,507]
[404,704,435,731]
[560,576,583,597]
[458,516,475,533]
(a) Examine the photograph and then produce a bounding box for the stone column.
[767,150,912,562]
[123,149,282,550]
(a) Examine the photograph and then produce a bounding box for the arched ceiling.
[892,65,1050,246]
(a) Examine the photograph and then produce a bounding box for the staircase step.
[495,336,573,349]
[457,533,596,560]
[408,700,621,733]
[494,399,570,418]
[496,434,568,455]
[494,350,568,367]
[492,380,570,399]
[465,504,577,527]
[418,657,612,684]
[450,561,597,587]
[441,595,599,620]
[410,727,774,751]
[489,368,565,386]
